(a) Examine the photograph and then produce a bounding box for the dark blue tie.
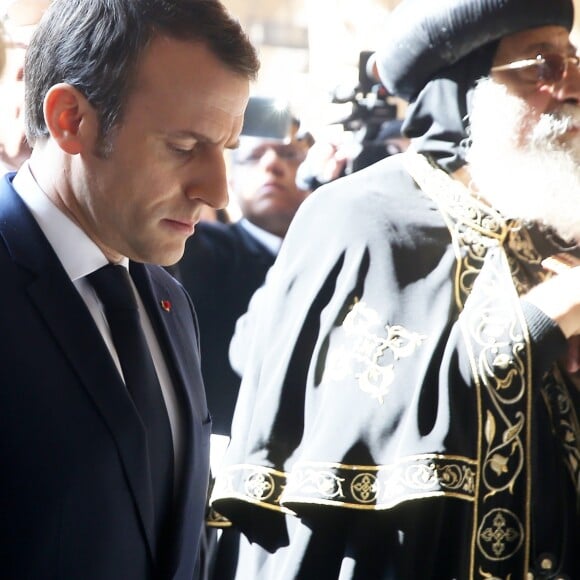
[88,264,174,549]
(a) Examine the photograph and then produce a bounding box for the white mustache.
[531,107,580,144]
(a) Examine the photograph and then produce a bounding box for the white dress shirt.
[239,217,282,255]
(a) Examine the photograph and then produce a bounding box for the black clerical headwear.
[373,0,574,173]
[376,0,574,103]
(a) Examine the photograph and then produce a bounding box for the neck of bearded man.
[465,77,580,245]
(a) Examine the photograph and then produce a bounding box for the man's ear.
[43,83,97,155]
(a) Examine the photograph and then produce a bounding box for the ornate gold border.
[403,151,532,578]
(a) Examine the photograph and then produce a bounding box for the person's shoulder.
[227,221,275,253]
[298,153,423,226]
[311,153,418,208]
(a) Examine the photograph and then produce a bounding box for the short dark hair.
[24,0,260,145]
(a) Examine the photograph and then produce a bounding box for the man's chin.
[129,244,186,267]
[158,249,186,268]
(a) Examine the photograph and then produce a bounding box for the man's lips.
[258,181,287,195]
[162,217,198,235]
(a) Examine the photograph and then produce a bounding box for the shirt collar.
[12,161,128,280]
[239,218,282,255]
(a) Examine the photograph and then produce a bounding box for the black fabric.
[401,43,498,173]
[88,264,174,560]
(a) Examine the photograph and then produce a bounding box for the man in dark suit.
[0,0,259,578]
[177,101,314,439]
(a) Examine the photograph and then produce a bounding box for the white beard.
[466,78,580,244]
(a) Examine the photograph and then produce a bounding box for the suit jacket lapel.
[131,262,209,577]
[0,178,157,558]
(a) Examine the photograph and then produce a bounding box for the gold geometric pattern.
[210,456,478,528]
[245,470,276,501]
[280,455,477,510]
[477,508,523,561]
[351,473,379,504]
[325,299,427,404]
[210,464,292,514]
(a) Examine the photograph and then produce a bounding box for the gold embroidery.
[286,468,346,501]
[505,226,545,295]
[351,473,379,503]
[542,367,580,494]
[212,457,477,514]
[326,299,427,404]
[245,471,276,501]
[402,151,508,309]
[210,464,293,514]
[282,456,477,509]
[477,509,524,561]
[403,152,532,578]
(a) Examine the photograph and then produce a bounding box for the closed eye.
[168,141,198,157]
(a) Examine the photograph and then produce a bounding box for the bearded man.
[210,1,580,578]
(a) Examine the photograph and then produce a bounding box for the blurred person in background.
[0,0,50,173]
[210,0,580,578]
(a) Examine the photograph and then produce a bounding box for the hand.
[562,334,580,373]
[523,265,580,339]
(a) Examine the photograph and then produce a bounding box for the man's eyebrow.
[168,130,206,142]
[168,131,240,150]
[523,41,577,56]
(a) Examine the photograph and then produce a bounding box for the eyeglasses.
[491,53,580,85]
[236,142,307,165]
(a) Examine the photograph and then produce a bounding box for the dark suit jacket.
[0,174,211,580]
[176,221,276,436]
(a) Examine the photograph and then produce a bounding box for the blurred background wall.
[223,0,396,137]
[222,0,580,139]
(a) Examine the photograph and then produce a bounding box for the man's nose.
[259,147,286,173]
[185,151,229,209]
[551,62,580,105]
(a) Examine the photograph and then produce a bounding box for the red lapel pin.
[160,299,172,312]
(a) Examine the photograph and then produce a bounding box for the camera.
[296,52,405,191]
[333,52,398,141]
